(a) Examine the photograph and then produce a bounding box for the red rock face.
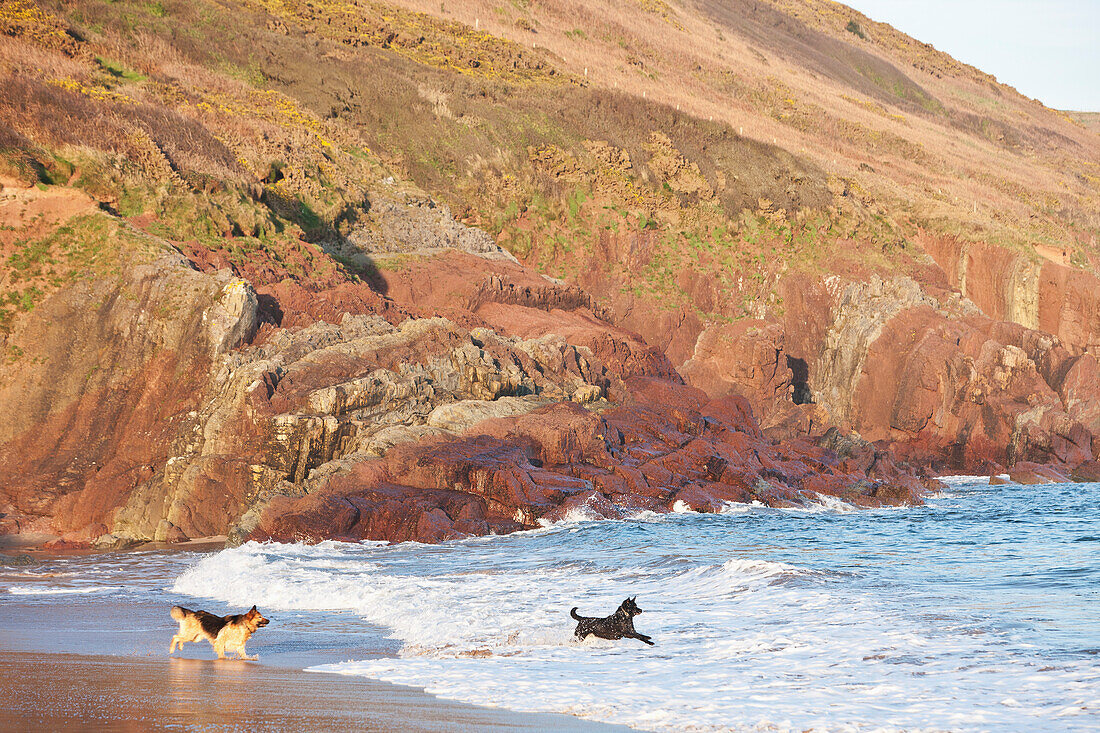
[255,280,410,330]
[879,313,1095,470]
[241,229,1100,546]
[920,231,1100,354]
[5,195,1098,549]
[570,230,712,367]
[680,320,793,414]
[1036,263,1100,354]
[475,302,681,387]
[20,352,204,532]
[0,255,253,541]
[250,381,934,545]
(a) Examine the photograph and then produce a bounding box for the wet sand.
[0,651,622,732]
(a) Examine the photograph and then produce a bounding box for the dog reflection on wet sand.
[571,597,654,646]
[169,605,270,660]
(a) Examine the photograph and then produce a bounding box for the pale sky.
[843,0,1100,111]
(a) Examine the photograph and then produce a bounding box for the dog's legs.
[631,632,655,646]
[213,639,227,660]
[169,636,179,653]
[233,642,257,661]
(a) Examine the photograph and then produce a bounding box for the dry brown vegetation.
[390,0,1098,261]
[1,0,1097,333]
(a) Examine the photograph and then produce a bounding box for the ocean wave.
[169,491,1100,733]
[718,499,766,514]
[535,504,609,527]
[6,585,122,595]
[172,539,839,659]
[669,557,849,598]
[0,570,76,578]
[800,493,858,513]
[936,474,997,485]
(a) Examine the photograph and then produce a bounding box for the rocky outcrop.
[679,319,828,440]
[249,379,936,545]
[657,267,1099,474]
[681,320,793,412]
[804,275,1096,471]
[920,232,1100,353]
[813,276,978,426]
[3,177,1091,550]
[1,229,944,548]
[113,309,634,545]
[3,186,754,548]
[0,256,661,545]
[0,247,259,539]
[338,194,518,263]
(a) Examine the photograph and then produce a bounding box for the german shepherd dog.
[570,597,654,645]
[169,605,270,660]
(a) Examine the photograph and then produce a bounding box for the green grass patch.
[95,56,147,83]
[0,213,154,333]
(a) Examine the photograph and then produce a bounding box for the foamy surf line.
[6,585,123,596]
[935,474,998,485]
[518,492,866,533]
[175,542,843,731]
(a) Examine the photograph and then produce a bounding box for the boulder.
[1070,460,1100,483]
[1008,462,1070,485]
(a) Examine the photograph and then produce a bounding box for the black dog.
[570,596,654,645]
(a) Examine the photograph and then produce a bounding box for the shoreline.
[0,532,232,554]
[1,545,634,732]
[0,650,630,732]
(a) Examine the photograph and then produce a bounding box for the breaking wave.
[170,477,1100,732]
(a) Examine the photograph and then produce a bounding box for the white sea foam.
[718,499,764,513]
[6,585,122,595]
[622,509,668,523]
[536,504,608,527]
[171,500,1100,733]
[803,493,858,512]
[935,474,995,485]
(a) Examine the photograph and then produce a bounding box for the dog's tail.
[170,605,189,621]
[570,607,582,621]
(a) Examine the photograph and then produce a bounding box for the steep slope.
[0,0,1096,546]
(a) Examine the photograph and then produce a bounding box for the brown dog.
[169,605,270,660]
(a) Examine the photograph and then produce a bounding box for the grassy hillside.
[2,0,1098,335]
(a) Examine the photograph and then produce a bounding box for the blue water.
[6,479,1098,731]
[167,479,1100,731]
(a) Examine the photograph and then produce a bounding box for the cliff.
[1,0,1098,547]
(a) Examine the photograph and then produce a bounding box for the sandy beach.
[0,651,626,732]
[0,547,633,732]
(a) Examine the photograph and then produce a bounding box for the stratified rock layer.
[3,176,1097,548]
[249,379,933,544]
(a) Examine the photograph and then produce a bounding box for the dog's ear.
[250,605,257,613]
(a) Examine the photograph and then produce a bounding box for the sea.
[4,477,1098,732]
